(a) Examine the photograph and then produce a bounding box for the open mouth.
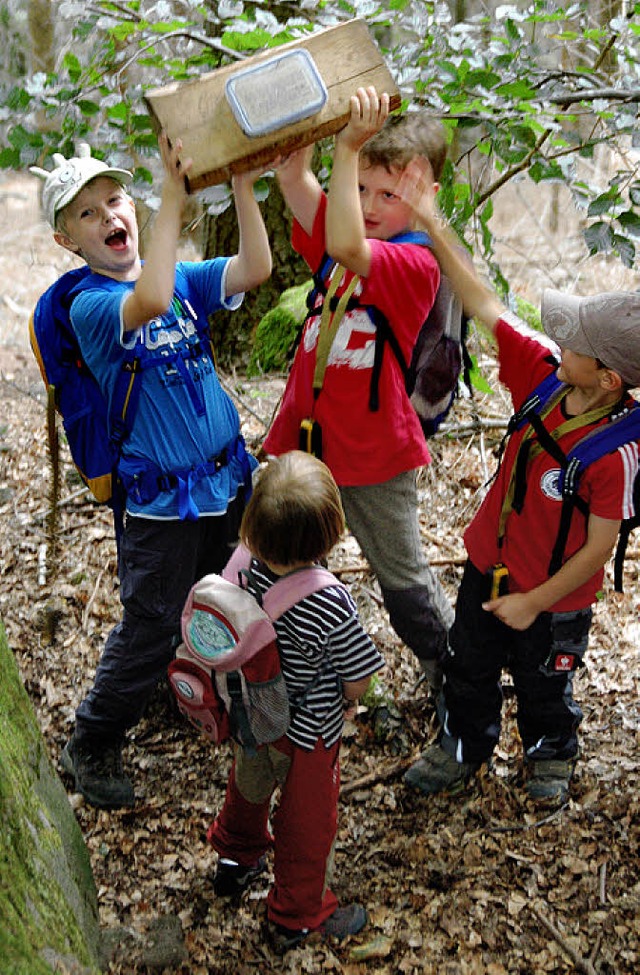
[105,228,128,249]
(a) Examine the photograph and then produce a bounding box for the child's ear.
[53,231,82,256]
[600,367,623,392]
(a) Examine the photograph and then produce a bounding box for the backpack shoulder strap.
[559,402,640,497]
[547,400,640,585]
[221,542,254,586]
[263,566,344,620]
[221,543,344,616]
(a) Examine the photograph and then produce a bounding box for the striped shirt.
[246,560,384,750]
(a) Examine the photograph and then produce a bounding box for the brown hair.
[240,451,345,566]
[361,111,447,180]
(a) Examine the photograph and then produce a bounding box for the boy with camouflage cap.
[31,133,272,808]
[397,158,640,803]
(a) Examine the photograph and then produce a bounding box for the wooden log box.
[144,19,400,192]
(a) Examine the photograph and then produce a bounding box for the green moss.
[248,280,312,377]
[0,621,100,974]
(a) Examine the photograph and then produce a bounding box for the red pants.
[208,736,340,931]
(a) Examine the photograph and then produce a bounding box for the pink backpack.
[168,544,342,751]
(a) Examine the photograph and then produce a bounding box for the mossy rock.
[0,621,101,974]
[248,280,311,376]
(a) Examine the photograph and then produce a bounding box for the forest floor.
[0,168,638,975]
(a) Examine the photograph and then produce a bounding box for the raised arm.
[325,86,389,277]
[397,158,506,334]
[275,145,322,236]
[224,167,273,297]
[122,131,190,332]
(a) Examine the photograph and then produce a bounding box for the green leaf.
[611,234,636,269]
[8,125,32,150]
[220,28,273,51]
[617,211,640,238]
[78,100,101,117]
[4,87,32,112]
[467,355,493,394]
[106,103,129,121]
[495,81,537,99]
[587,189,622,217]
[584,222,613,255]
[0,147,21,168]
[629,183,640,206]
[62,52,82,84]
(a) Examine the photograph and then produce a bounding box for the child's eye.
[80,208,94,219]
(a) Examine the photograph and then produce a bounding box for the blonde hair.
[240,451,345,566]
[361,112,447,180]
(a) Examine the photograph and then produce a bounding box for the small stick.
[530,904,598,975]
[599,861,607,906]
[342,756,417,796]
[82,568,105,632]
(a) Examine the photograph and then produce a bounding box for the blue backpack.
[305,231,471,437]
[30,266,139,512]
[507,369,640,592]
[29,265,239,534]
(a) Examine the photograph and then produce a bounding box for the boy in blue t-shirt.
[31,132,272,808]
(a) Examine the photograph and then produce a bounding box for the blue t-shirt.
[70,259,256,519]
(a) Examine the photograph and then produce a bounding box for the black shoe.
[269,903,368,953]
[525,758,575,802]
[212,856,267,898]
[61,734,135,809]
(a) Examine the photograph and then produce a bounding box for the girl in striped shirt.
[207,450,383,952]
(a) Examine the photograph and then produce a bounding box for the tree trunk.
[0,622,101,975]
[201,179,309,367]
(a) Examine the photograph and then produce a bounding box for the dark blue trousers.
[440,561,588,766]
[75,498,244,742]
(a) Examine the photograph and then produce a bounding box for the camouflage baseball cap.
[30,143,132,229]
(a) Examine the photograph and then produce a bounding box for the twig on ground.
[435,417,509,437]
[599,861,607,906]
[529,903,599,975]
[82,567,105,632]
[342,755,418,796]
[467,803,568,837]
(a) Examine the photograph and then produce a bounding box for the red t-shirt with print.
[464,313,638,611]
[263,194,440,486]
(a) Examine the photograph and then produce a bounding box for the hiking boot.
[269,903,367,954]
[404,743,478,796]
[60,734,135,809]
[525,758,575,802]
[212,856,267,899]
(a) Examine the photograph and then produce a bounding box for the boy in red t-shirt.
[398,158,640,802]
[264,87,454,692]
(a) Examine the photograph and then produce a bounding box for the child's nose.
[361,194,375,217]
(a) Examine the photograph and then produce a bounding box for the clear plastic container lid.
[225,49,328,138]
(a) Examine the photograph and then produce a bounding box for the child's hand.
[274,145,315,187]
[396,157,438,224]
[482,592,540,631]
[343,698,358,721]
[158,130,192,197]
[231,162,272,193]
[337,86,389,153]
